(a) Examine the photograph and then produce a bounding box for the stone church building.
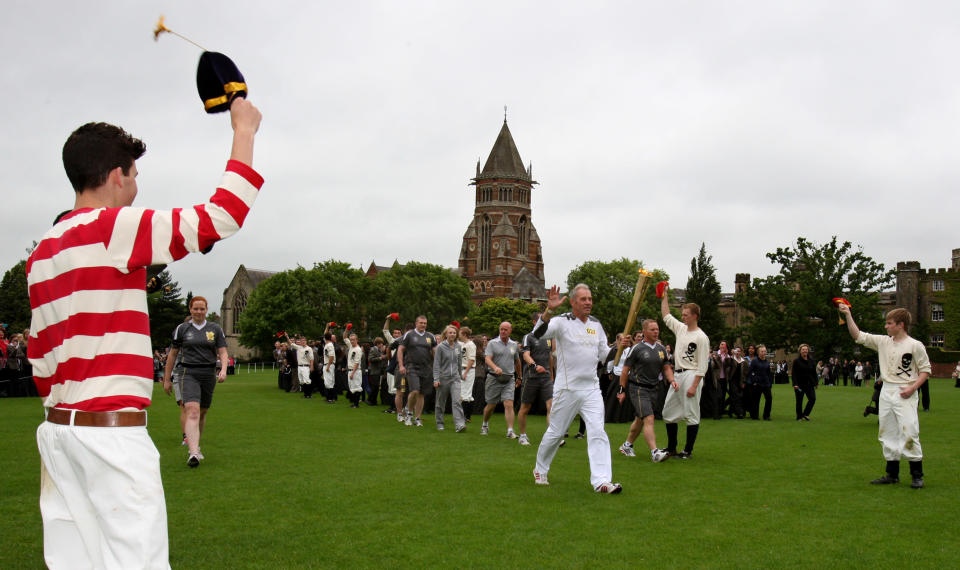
[458,120,546,304]
[220,264,277,360]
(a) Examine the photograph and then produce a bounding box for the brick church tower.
[459,120,545,304]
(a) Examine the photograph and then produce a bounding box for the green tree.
[0,260,30,333]
[147,270,187,350]
[238,261,372,353]
[684,243,725,341]
[370,261,473,333]
[565,258,669,342]
[736,236,894,359]
[465,297,541,341]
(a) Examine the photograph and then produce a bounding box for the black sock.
[666,423,678,453]
[886,460,901,478]
[684,424,700,453]
[909,460,923,478]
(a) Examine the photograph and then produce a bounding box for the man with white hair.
[531,284,622,494]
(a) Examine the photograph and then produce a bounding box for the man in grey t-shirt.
[517,313,555,446]
[398,315,437,427]
[481,322,522,438]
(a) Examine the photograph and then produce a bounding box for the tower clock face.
[469,244,475,251]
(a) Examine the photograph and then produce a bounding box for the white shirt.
[534,313,608,391]
[662,314,710,377]
[856,332,931,385]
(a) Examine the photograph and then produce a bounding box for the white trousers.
[347,369,362,393]
[37,420,170,570]
[461,368,476,402]
[323,366,335,389]
[297,366,311,385]
[879,383,922,461]
[386,372,397,395]
[662,369,703,425]
[534,387,612,488]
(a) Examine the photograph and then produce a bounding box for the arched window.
[518,215,528,255]
[479,215,491,271]
[232,290,247,334]
[480,282,486,293]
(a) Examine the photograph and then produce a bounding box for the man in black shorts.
[617,319,672,462]
[397,315,437,427]
[517,313,554,446]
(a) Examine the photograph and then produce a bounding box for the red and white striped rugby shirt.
[27,160,263,412]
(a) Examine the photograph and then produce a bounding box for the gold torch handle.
[614,269,652,366]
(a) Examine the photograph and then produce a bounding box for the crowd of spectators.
[0,326,36,397]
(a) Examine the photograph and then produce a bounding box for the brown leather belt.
[46,408,147,427]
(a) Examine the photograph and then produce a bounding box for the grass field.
[2,373,958,568]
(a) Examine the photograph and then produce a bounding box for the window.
[930,334,944,347]
[518,216,528,255]
[933,279,945,292]
[931,303,944,322]
[232,290,247,334]
[479,215,491,271]
[480,186,493,202]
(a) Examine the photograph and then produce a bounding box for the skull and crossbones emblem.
[681,342,697,364]
[895,353,913,377]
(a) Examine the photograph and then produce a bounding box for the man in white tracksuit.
[840,303,930,488]
[532,283,622,494]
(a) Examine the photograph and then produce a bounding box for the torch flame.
[153,15,170,41]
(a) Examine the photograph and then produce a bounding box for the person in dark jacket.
[747,345,773,420]
[792,344,818,421]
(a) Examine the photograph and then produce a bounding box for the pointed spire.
[477,121,530,181]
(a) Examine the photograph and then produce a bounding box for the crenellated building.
[896,248,960,348]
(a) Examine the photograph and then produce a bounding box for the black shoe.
[911,477,924,489]
[574,433,585,440]
[763,417,771,421]
[870,475,899,485]
[676,451,692,460]
[384,408,396,414]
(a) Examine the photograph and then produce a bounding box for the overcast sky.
[2,1,957,312]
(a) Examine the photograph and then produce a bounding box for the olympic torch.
[614,268,654,365]
[832,297,851,325]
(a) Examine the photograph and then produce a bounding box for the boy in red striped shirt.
[28,98,262,569]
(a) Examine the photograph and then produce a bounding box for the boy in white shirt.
[839,304,930,488]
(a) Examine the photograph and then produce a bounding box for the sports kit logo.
[206,331,215,342]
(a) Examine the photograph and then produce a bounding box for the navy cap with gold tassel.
[196,52,247,113]
[154,16,248,114]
